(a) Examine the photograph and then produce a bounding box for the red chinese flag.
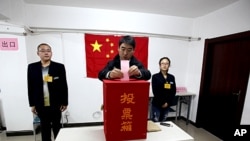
[85,33,148,78]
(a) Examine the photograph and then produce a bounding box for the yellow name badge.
[164,83,171,89]
[44,75,53,82]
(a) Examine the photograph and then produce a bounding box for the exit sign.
[0,38,18,50]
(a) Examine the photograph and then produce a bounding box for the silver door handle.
[232,90,241,96]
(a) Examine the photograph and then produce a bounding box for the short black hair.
[159,57,171,65]
[119,35,136,49]
[37,43,51,51]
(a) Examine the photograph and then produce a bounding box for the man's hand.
[128,65,141,77]
[31,106,37,115]
[109,68,123,79]
[162,103,168,108]
[60,105,67,112]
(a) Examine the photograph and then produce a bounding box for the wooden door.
[196,31,250,140]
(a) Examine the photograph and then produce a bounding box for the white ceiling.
[23,0,239,18]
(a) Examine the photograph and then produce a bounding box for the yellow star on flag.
[91,40,102,52]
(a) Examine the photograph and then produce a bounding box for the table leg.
[179,98,182,120]
[186,96,192,125]
[175,96,180,122]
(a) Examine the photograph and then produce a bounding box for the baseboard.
[6,130,33,136]
[4,122,104,136]
[63,122,103,128]
[0,126,6,130]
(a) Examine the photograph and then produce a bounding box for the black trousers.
[37,106,62,141]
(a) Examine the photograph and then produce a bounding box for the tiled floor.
[0,119,222,141]
[173,120,222,141]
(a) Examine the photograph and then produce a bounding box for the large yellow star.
[91,40,102,52]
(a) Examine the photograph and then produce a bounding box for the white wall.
[24,4,193,37]
[23,3,193,124]
[0,33,32,131]
[241,77,250,124]
[0,0,249,132]
[0,0,25,25]
[148,38,189,82]
[25,33,190,123]
[26,34,64,64]
[188,0,250,124]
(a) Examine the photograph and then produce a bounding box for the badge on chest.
[164,83,171,89]
[44,75,53,82]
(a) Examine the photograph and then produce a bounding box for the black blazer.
[98,54,151,81]
[27,61,68,108]
[151,72,176,108]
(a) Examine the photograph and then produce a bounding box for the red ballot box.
[103,80,150,141]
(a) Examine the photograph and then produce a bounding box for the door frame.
[196,31,250,128]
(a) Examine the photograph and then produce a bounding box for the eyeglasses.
[38,50,51,53]
[160,63,169,65]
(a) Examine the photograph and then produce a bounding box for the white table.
[149,92,196,125]
[176,92,195,124]
[55,121,194,141]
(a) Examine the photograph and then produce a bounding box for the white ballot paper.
[120,60,129,80]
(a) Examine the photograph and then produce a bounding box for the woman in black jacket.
[151,57,176,122]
